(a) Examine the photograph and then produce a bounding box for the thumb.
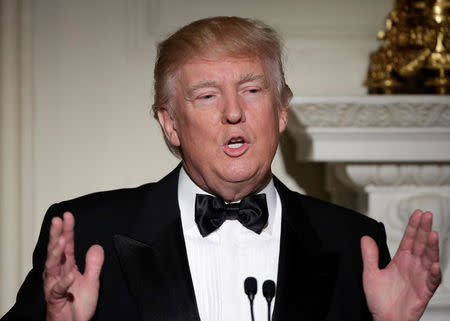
[84,244,104,281]
[361,236,380,273]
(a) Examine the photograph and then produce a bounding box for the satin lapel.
[272,177,339,321]
[113,165,201,321]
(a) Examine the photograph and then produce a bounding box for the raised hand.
[43,212,104,321]
[361,210,441,321]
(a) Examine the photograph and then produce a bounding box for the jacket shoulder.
[293,191,377,226]
[274,176,375,222]
[51,164,181,219]
[54,182,154,213]
[274,176,386,244]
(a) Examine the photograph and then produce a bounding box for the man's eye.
[248,88,261,94]
[199,94,215,99]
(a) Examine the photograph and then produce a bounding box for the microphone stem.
[267,300,272,321]
[250,299,255,321]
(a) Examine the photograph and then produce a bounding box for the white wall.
[1,0,394,315]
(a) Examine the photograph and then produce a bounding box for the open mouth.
[223,136,249,156]
[227,137,245,149]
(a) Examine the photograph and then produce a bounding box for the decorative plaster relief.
[291,99,450,128]
[289,97,450,161]
[334,164,450,189]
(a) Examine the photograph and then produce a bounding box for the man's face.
[158,56,288,201]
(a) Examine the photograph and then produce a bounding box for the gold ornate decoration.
[365,0,450,94]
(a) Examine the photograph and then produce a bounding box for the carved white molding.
[334,164,450,189]
[289,96,450,162]
[290,96,450,127]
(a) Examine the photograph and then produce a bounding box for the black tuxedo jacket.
[2,165,390,321]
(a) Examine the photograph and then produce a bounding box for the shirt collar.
[178,166,278,236]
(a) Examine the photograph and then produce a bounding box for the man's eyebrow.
[185,80,218,98]
[238,73,268,87]
[185,74,268,98]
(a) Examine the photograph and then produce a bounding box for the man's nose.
[222,94,246,124]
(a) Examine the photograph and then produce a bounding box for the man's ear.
[157,107,181,146]
[278,106,288,133]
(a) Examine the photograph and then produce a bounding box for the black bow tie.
[195,193,269,237]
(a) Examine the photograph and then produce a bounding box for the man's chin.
[219,168,270,189]
[220,168,256,183]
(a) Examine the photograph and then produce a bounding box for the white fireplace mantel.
[289,95,450,162]
[288,95,450,321]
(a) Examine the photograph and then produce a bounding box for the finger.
[426,262,442,292]
[45,216,65,278]
[62,212,76,274]
[49,272,75,299]
[361,236,380,273]
[84,245,104,281]
[44,236,66,281]
[412,211,433,257]
[63,212,75,256]
[47,217,63,256]
[421,230,440,270]
[398,209,422,252]
[43,236,67,295]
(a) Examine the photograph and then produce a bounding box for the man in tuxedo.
[2,17,441,321]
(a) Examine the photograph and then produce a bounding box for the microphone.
[263,280,276,321]
[244,277,257,321]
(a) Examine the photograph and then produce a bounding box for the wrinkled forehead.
[174,53,274,88]
[183,55,264,77]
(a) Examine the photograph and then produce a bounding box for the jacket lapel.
[272,177,339,321]
[113,165,201,321]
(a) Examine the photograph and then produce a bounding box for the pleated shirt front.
[178,168,282,321]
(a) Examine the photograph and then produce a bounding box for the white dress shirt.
[178,167,282,321]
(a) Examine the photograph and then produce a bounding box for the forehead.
[177,56,268,86]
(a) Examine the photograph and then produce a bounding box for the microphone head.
[263,280,276,299]
[244,277,257,296]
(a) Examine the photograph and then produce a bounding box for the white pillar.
[0,0,22,315]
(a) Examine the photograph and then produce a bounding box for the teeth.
[227,137,245,149]
[228,142,244,149]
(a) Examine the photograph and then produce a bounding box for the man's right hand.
[43,212,104,321]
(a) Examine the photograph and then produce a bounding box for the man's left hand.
[361,209,442,321]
